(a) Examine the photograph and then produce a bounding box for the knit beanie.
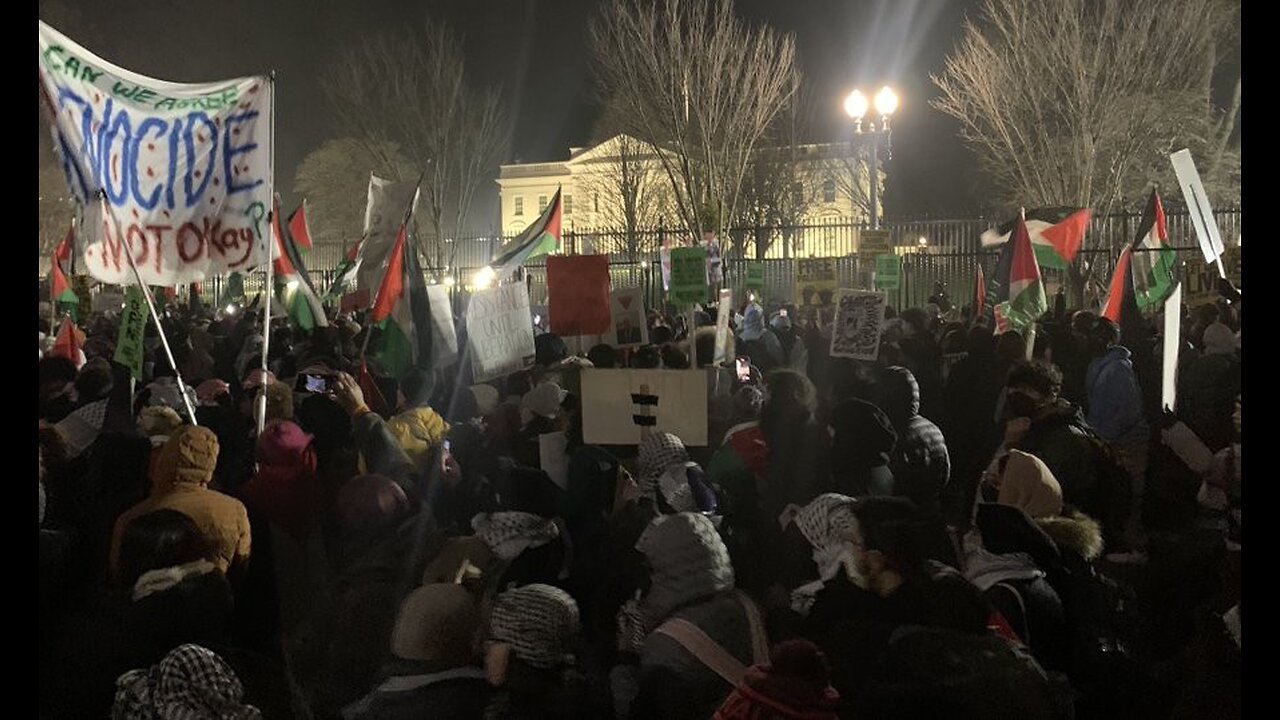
[256,420,315,468]
[635,512,735,623]
[138,405,184,440]
[390,583,481,665]
[488,584,580,670]
[714,640,840,720]
[154,425,220,489]
[520,381,567,426]
[995,450,1064,519]
[112,644,262,719]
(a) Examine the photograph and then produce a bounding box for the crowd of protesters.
[37,279,1240,719]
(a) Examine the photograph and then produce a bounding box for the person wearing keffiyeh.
[484,584,590,720]
[112,644,262,719]
[636,432,691,501]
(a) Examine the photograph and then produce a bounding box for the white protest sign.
[426,284,459,368]
[1162,283,1182,412]
[1170,149,1226,268]
[580,369,709,446]
[356,175,421,295]
[713,288,733,364]
[466,283,536,382]
[829,289,887,361]
[606,287,649,349]
[539,431,570,490]
[40,21,273,286]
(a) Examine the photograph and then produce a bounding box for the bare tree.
[589,0,800,243]
[293,138,414,254]
[933,0,1240,238]
[321,19,510,274]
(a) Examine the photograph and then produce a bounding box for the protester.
[484,583,590,718]
[875,366,950,516]
[385,366,451,474]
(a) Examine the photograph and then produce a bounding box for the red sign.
[547,255,612,336]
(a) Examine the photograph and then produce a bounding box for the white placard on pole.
[1162,283,1182,411]
[1170,149,1227,275]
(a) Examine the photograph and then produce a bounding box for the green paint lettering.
[154,97,176,111]
[42,45,64,71]
[81,66,102,83]
[64,56,80,78]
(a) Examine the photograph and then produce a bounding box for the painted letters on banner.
[580,369,709,446]
[39,22,272,286]
[606,287,649,349]
[547,255,612,336]
[425,284,459,368]
[466,283,536,382]
[829,289,887,361]
[356,176,421,297]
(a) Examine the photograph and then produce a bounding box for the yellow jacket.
[368,405,450,473]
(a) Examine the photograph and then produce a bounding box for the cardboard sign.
[606,287,649,349]
[860,229,893,256]
[425,284,459,368]
[874,254,901,291]
[547,255,612,336]
[714,289,733,364]
[796,258,837,307]
[580,369,709,446]
[1183,246,1240,307]
[829,289,887,361]
[465,283,537,382]
[669,247,709,305]
[113,286,148,379]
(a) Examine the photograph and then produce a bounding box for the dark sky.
[42,0,985,221]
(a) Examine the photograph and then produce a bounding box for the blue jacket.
[1086,346,1149,444]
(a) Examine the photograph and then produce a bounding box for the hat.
[390,584,481,664]
[471,384,500,416]
[520,381,567,425]
[635,512,734,622]
[636,432,690,498]
[714,640,840,720]
[1203,321,1239,355]
[196,379,231,407]
[472,511,560,561]
[488,584,580,670]
[994,450,1063,519]
[262,381,294,422]
[154,425,220,490]
[256,420,314,467]
[534,334,569,367]
[740,303,766,342]
[112,644,262,719]
[241,368,276,391]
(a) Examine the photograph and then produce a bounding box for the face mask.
[1006,392,1040,418]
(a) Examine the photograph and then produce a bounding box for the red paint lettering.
[176,222,204,263]
[126,223,149,269]
[227,228,255,268]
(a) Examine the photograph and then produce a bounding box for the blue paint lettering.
[129,117,168,210]
[223,112,262,195]
[99,99,132,206]
[182,113,217,208]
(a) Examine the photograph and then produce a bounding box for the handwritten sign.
[113,285,148,379]
[874,254,901,291]
[796,258,837,307]
[1183,246,1240,307]
[714,289,733,364]
[745,262,765,290]
[859,229,893,256]
[606,287,649,349]
[40,22,272,286]
[829,289,886,361]
[465,283,536,382]
[580,369,709,446]
[669,247,708,305]
[547,255,612,336]
[355,176,420,296]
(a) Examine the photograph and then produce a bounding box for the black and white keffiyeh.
[790,494,860,615]
[488,583,580,670]
[54,398,108,459]
[112,644,261,719]
[472,511,560,561]
[636,432,690,498]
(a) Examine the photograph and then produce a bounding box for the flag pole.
[101,196,198,425]
[258,70,277,435]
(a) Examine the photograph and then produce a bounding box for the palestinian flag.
[980,207,1091,269]
[993,215,1047,334]
[491,187,562,274]
[1101,247,1134,323]
[50,315,83,366]
[289,200,314,250]
[326,239,363,300]
[49,224,77,305]
[272,199,329,331]
[370,223,433,379]
[1130,189,1179,315]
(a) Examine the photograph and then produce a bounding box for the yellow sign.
[796,258,837,307]
[1183,246,1240,307]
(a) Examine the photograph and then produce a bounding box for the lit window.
[539,196,548,212]
[514,197,524,216]
[822,179,836,203]
[564,195,573,215]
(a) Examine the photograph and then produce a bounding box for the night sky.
[41,0,986,223]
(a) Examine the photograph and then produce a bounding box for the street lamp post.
[843,86,898,230]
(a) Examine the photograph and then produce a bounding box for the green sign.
[114,286,149,380]
[875,254,901,291]
[745,262,766,290]
[669,247,709,305]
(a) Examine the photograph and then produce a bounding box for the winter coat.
[342,660,489,720]
[1013,401,1107,518]
[384,405,450,472]
[1086,346,1149,444]
[877,367,950,516]
[829,399,897,498]
[1176,353,1240,452]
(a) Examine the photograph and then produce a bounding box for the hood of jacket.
[830,398,897,466]
[152,425,220,493]
[877,366,920,425]
[1035,510,1104,561]
[387,406,451,459]
[635,512,735,623]
[1086,345,1132,382]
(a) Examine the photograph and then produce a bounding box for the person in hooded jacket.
[874,367,950,517]
[737,303,786,373]
[828,399,897,498]
[941,325,1005,527]
[1176,320,1240,453]
[382,367,451,477]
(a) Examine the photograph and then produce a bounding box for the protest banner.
[669,247,708,304]
[796,258,837,307]
[355,175,421,296]
[874,254,901,291]
[580,369,709,446]
[547,255,612,336]
[1183,246,1240,307]
[113,285,148,379]
[539,431,570,490]
[425,284,459,368]
[40,21,273,286]
[714,288,733,364]
[829,289,887,361]
[466,283,536,382]
[606,287,649,348]
[745,262,765,290]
